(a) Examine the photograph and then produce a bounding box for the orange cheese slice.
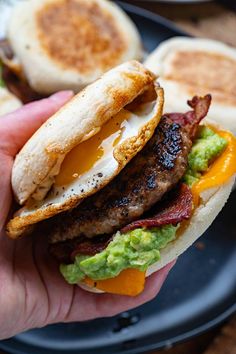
[84,269,146,296]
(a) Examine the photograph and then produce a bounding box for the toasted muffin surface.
[145,37,236,135]
[164,50,236,106]
[37,0,127,74]
[8,0,142,93]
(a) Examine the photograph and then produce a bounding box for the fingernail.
[50,90,74,102]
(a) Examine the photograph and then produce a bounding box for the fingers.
[0,91,73,156]
[63,261,176,323]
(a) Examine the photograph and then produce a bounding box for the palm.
[0,93,174,339]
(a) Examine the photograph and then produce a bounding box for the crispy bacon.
[121,184,193,233]
[165,95,211,139]
[49,234,113,263]
[70,235,112,259]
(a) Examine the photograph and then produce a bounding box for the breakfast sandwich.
[6,61,236,296]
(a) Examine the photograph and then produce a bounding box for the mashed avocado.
[183,127,227,186]
[60,126,228,284]
[60,225,177,284]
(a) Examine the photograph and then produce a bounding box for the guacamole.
[183,127,227,186]
[60,225,177,284]
[60,126,228,284]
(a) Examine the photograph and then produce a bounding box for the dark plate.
[1,2,236,354]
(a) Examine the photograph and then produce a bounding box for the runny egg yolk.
[55,110,131,186]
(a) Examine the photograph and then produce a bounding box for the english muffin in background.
[145,37,236,135]
[0,87,22,116]
[6,0,142,94]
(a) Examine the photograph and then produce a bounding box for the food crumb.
[195,241,205,250]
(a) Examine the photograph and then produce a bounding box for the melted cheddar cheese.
[84,269,145,296]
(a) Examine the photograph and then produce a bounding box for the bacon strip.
[121,184,193,233]
[165,95,212,139]
[71,235,112,259]
[49,234,113,262]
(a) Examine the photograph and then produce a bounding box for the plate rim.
[120,304,236,354]
[117,0,188,36]
[1,303,235,354]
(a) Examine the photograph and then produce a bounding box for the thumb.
[0,91,74,157]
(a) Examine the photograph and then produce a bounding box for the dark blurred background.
[125,0,236,46]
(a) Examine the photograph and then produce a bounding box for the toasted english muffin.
[7,0,142,94]
[0,87,22,116]
[7,61,164,238]
[145,37,236,135]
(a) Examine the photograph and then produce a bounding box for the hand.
[0,92,175,339]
